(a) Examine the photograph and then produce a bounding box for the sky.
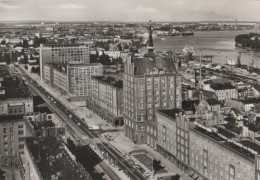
[0,0,260,22]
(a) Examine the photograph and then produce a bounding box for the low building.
[86,76,123,126]
[205,98,221,112]
[0,115,25,166]
[209,83,238,101]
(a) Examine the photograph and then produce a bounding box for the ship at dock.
[225,57,237,66]
[183,45,195,57]
[182,31,194,36]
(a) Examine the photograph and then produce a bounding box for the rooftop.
[240,98,260,104]
[92,76,123,89]
[240,140,260,155]
[215,126,237,139]
[206,98,221,106]
[34,106,52,114]
[210,83,236,90]
[192,125,256,161]
[25,137,87,180]
[157,108,184,120]
[0,115,24,122]
[131,55,177,75]
[0,77,32,100]
[28,120,55,130]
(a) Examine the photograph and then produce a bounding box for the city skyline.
[1,0,260,22]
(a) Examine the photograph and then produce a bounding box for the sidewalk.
[109,131,192,180]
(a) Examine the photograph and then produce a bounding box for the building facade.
[123,22,181,145]
[209,84,238,101]
[44,63,103,101]
[40,44,90,81]
[0,115,25,166]
[68,63,103,101]
[86,76,123,126]
[189,123,258,180]
[156,109,190,172]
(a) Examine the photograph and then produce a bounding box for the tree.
[1,40,6,44]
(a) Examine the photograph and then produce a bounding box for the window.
[10,127,14,133]
[18,125,23,129]
[3,128,7,133]
[18,130,24,135]
[10,134,14,140]
[4,135,7,141]
[19,144,24,149]
[229,164,235,180]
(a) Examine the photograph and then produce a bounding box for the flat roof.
[240,140,260,154]
[157,108,184,120]
[25,137,87,180]
[0,78,32,100]
[34,106,52,114]
[215,126,237,139]
[0,115,24,122]
[29,120,55,129]
[210,83,236,90]
[192,125,256,161]
[92,76,123,89]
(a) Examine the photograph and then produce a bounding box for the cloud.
[0,2,25,9]
[45,3,86,9]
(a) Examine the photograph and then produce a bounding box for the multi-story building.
[68,63,103,101]
[0,115,25,166]
[86,76,123,126]
[44,62,103,101]
[40,44,90,81]
[189,123,260,180]
[156,109,190,172]
[209,83,238,101]
[22,137,89,180]
[124,21,182,145]
[0,72,33,115]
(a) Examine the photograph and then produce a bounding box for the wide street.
[16,65,147,180]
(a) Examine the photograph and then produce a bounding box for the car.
[125,156,130,160]
[121,152,127,156]
[144,172,150,177]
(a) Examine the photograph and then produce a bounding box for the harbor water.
[140,30,260,67]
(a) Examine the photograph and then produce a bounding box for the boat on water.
[225,57,237,66]
[182,31,194,36]
[183,45,195,56]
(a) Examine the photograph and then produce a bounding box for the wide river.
[140,30,260,67]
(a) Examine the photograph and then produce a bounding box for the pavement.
[22,67,192,180]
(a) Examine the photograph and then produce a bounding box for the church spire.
[147,20,154,53]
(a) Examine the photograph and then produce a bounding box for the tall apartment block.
[39,44,90,81]
[123,21,182,146]
[44,63,103,101]
[0,115,25,166]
